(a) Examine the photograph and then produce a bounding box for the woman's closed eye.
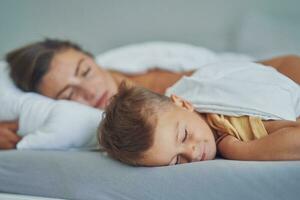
[81,67,91,77]
[67,90,74,100]
[58,89,73,100]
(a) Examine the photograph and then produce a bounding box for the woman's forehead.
[52,49,85,66]
[38,50,84,97]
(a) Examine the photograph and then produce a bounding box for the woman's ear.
[170,94,194,112]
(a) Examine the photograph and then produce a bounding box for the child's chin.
[207,149,217,160]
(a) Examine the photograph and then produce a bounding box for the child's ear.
[170,94,194,112]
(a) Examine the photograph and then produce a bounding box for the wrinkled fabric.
[206,114,268,142]
[166,61,300,121]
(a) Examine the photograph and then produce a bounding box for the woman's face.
[38,48,118,109]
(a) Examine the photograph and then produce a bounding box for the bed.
[1,0,300,199]
[0,150,300,200]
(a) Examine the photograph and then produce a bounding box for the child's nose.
[182,144,198,162]
[191,141,203,159]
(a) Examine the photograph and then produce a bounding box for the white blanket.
[166,62,300,121]
[96,41,253,73]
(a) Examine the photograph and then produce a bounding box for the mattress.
[0,150,299,200]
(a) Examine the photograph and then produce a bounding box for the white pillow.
[17,95,102,150]
[0,62,102,150]
[0,62,24,121]
[96,41,253,73]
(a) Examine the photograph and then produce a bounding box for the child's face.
[141,95,217,166]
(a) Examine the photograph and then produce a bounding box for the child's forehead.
[157,105,191,120]
[156,108,179,127]
[141,138,177,166]
[152,111,181,151]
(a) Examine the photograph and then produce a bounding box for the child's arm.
[217,125,300,160]
[258,55,300,85]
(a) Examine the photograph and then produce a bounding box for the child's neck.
[197,113,219,141]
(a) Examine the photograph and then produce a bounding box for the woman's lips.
[95,91,109,108]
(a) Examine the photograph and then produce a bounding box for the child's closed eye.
[175,129,189,165]
[182,128,188,142]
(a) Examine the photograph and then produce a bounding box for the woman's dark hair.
[5,38,93,92]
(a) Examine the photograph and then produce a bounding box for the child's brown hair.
[98,83,172,166]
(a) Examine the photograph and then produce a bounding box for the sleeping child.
[98,61,300,166]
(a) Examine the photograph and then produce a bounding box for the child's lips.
[198,143,206,161]
[200,152,206,161]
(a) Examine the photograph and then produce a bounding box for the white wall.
[0,0,299,59]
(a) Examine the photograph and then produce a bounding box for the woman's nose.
[80,90,95,104]
[72,91,93,106]
[78,81,96,100]
[71,86,95,107]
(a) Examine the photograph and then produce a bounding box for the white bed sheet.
[0,193,66,200]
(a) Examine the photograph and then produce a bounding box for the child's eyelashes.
[174,128,191,165]
[175,128,189,165]
[182,128,188,143]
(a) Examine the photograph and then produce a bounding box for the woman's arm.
[218,125,300,161]
[0,120,21,149]
[118,69,195,95]
[258,55,300,85]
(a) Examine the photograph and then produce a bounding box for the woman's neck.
[109,69,194,94]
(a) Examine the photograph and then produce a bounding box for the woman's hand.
[0,120,21,149]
